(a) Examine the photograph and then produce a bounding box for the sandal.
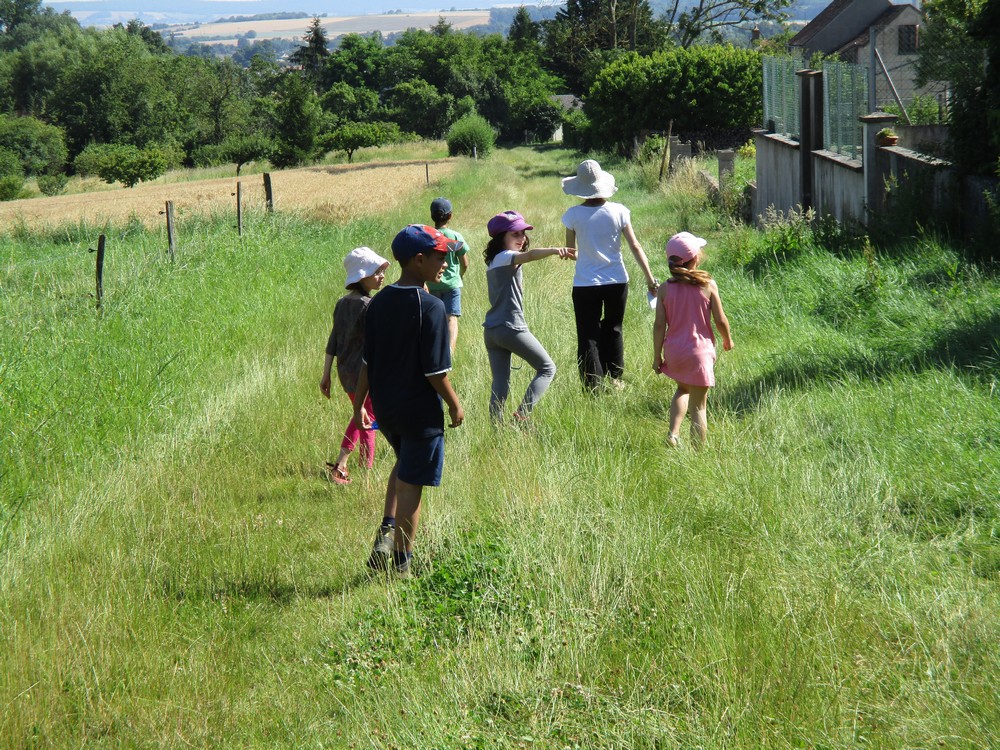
[325,461,351,485]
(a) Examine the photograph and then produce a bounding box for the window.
[898,25,918,55]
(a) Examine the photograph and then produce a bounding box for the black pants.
[572,283,628,390]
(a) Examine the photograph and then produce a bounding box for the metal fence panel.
[823,60,868,160]
[763,55,801,139]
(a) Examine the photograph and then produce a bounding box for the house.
[789,0,947,118]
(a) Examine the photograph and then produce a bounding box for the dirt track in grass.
[0,159,460,232]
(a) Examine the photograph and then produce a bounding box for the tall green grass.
[1,147,997,748]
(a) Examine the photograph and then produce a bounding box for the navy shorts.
[430,288,461,317]
[382,429,445,487]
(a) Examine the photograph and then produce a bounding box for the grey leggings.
[483,326,556,420]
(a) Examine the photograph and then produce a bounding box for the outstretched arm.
[709,281,734,351]
[623,223,657,294]
[511,246,576,265]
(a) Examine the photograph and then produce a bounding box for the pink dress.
[659,281,717,387]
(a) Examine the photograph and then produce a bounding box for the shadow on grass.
[716,311,1000,417]
[160,570,385,606]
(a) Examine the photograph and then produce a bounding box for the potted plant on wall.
[876,127,899,146]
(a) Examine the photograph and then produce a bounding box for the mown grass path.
[1,147,997,748]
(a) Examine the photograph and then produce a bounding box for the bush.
[191,144,227,168]
[586,46,762,152]
[0,115,68,176]
[446,114,496,158]
[75,144,169,187]
[37,174,69,196]
[561,108,592,150]
[0,175,24,201]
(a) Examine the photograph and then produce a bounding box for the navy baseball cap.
[391,224,458,261]
[430,197,453,219]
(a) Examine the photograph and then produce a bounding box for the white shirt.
[561,201,631,287]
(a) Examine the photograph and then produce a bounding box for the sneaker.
[325,462,351,485]
[366,525,394,570]
[393,554,412,578]
[667,433,680,448]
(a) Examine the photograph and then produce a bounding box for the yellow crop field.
[0,159,459,231]
[172,12,492,45]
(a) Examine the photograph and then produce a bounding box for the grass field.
[1,146,997,748]
[1,142,456,231]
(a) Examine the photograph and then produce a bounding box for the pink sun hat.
[665,232,707,263]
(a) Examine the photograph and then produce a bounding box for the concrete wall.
[813,150,865,223]
[753,131,801,220]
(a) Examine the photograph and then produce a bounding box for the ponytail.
[667,256,712,287]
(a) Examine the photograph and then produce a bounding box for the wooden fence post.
[425,162,429,185]
[473,146,478,161]
[235,180,243,236]
[93,234,105,309]
[658,120,673,182]
[165,201,176,261]
[263,173,273,212]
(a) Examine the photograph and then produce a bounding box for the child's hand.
[354,405,372,430]
[448,403,465,428]
[723,338,734,351]
[559,247,576,260]
[653,356,663,373]
[320,374,332,399]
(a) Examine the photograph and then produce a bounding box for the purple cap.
[391,224,456,261]
[487,210,534,238]
[665,231,707,263]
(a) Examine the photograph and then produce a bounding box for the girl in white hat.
[320,247,390,484]
[652,232,734,447]
[561,159,658,392]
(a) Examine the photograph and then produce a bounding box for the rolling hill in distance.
[43,0,828,30]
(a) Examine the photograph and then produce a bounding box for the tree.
[541,0,667,94]
[269,73,321,168]
[90,143,167,187]
[219,133,271,175]
[664,0,793,49]
[320,121,400,162]
[320,81,380,125]
[917,0,996,174]
[384,78,454,138]
[509,6,541,53]
[289,16,329,84]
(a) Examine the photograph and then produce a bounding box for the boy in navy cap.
[353,224,465,575]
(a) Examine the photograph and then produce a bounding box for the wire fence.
[823,59,868,160]
[762,55,802,140]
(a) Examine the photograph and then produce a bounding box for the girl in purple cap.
[320,246,390,483]
[482,211,576,422]
[652,232,734,447]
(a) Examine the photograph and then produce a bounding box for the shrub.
[561,108,592,150]
[446,114,496,158]
[0,175,23,201]
[0,115,68,176]
[191,144,227,168]
[78,144,168,187]
[37,174,69,196]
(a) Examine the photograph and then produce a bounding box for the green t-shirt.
[427,226,469,291]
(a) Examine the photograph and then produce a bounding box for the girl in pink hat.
[320,246,390,483]
[482,211,576,422]
[652,232,734,447]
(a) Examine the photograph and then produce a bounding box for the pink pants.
[342,392,376,468]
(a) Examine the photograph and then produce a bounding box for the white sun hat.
[343,247,390,288]
[561,159,618,199]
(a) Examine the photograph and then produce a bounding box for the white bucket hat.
[343,246,390,288]
[562,159,617,199]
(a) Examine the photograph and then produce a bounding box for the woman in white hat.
[561,159,658,391]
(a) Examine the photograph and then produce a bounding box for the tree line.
[0,0,995,198]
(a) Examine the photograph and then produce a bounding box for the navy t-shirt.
[363,284,451,437]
